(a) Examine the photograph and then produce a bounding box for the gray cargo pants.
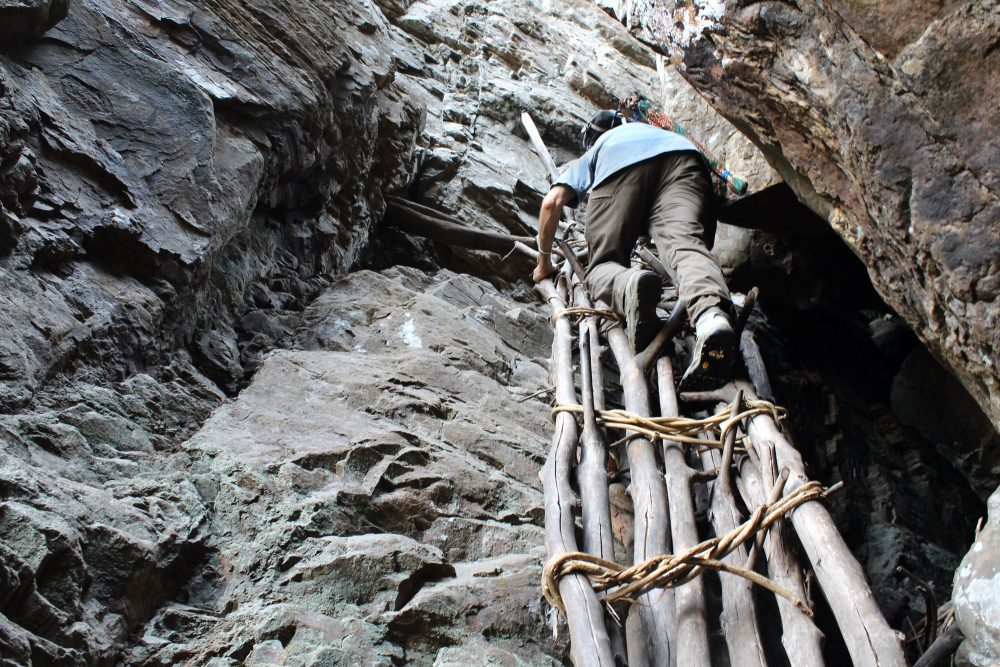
[584,151,730,323]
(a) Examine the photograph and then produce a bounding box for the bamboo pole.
[524,115,616,664]
[656,356,712,667]
[701,395,768,667]
[536,275,616,666]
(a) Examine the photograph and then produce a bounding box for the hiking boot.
[679,306,736,390]
[622,270,661,353]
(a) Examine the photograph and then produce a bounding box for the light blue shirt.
[555,122,700,204]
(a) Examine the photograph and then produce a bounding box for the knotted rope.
[542,480,825,619]
[551,398,786,449]
[549,306,621,326]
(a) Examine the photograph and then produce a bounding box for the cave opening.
[717,182,992,642]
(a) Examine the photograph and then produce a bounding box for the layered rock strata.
[127,267,562,664]
[1,0,992,663]
[0,0,695,662]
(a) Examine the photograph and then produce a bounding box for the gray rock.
[12,0,977,662]
[127,269,565,664]
[2,0,708,659]
[0,0,423,413]
[954,487,1000,666]
[0,0,69,46]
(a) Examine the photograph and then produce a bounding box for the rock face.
[1,0,993,664]
[603,1,1000,658]
[954,487,1000,666]
[0,0,422,408]
[0,0,720,662]
[127,267,562,664]
[1,3,423,657]
[602,0,1000,433]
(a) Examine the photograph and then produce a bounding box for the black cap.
[581,110,624,151]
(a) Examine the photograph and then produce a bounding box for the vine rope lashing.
[542,481,826,620]
[550,306,621,327]
[551,398,786,449]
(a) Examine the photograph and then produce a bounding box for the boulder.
[953,487,1000,666]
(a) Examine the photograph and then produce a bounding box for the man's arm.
[532,184,575,282]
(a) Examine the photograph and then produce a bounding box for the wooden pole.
[574,285,628,663]
[558,238,677,665]
[521,111,562,184]
[536,276,616,666]
[657,357,712,666]
[520,112,575,230]
[727,380,907,667]
[739,329,775,403]
[701,395,768,667]
[913,622,963,667]
[576,294,615,561]
[386,197,537,253]
[736,443,826,667]
[605,327,676,667]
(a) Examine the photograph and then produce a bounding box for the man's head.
[581,110,624,151]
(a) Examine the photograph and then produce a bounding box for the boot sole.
[679,327,737,391]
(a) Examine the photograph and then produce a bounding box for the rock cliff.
[0,0,997,664]
[0,0,710,662]
[601,2,1000,661]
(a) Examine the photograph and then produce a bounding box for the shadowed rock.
[0,0,69,47]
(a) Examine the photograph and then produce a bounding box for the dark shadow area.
[720,183,989,644]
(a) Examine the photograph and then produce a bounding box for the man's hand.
[532,257,557,283]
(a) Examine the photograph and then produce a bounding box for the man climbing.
[532,109,735,388]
